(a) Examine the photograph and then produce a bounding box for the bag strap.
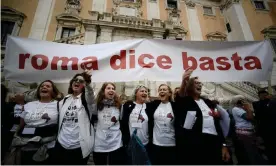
[81,93,93,135]
[57,97,69,135]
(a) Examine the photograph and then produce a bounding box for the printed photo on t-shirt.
[14,105,23,118]
[63,104,79,127]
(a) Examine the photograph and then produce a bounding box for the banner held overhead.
[4,36,274,83]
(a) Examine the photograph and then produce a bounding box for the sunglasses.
[73,78,85,83]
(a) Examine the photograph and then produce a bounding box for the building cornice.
[261,26,276,38]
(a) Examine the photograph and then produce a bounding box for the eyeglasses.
[73,78,85,83]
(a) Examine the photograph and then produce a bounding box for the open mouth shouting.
[107,91,115,99]
[141,94,148,100]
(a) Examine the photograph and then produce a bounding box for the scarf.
[102,99,115,107]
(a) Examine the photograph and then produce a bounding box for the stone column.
[185,1,203,41]
[55,25,62,40]
[99,26,113,43]
[84,25,97,45]
[29,0,55,40]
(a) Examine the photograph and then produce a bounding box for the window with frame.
[1,21,15,45]
[167,0,177,9]
[61,28,76,38]
[253,0,266,10]
[203,6,213,15]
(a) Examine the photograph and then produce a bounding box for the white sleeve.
[20,103,30,119]
[233,107,246,117]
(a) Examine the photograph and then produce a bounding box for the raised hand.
[183,67,193,81]
[83,69,92,84]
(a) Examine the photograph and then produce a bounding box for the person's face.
[194,78,202,96]
[158,85,171,102]
[39,81,53,99]
[72,76,85,94]
[259,92,268,100]
[14,94,24,104]
[104,84,115,99]
[136,87,148,103]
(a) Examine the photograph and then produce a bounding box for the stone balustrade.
[227,81,259,98]
[113,16,152,27]
[54,33,84,44]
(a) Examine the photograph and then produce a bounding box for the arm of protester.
[83,69,95,105]
[241,101,254,121]
[179,67,193,97]
[15,105,26,137]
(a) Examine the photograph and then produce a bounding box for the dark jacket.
[121,100,152,147]
[146,100,177,145]
[174,94,226,164]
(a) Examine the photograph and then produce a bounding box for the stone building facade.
[1,0,276,107]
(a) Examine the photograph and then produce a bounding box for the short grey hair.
[132,84,149,101]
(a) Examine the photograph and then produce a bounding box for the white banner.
[4,36,274,83]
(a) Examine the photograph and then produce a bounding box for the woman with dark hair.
[54,70,95,165]
[174,69,230,164]
[13,80,60,164]
[147,84,177,165]
[92,82,124,165]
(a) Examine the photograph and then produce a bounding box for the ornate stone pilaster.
[65,0,82,15]
[185,0,196,8]
[99,26,113,43]
[152,19,162,28]
[152,32,163,39]
[220,0,240,11]
[84,25,97,44]
[88,11,99,20]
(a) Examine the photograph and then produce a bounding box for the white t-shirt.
[232,107,254,129]
[195,99,218,135]
[20,100,58,127]
[14,104,24,118]
[153,102,175,146]
[58,96,82,149]
[94,106,123,152]
[129,102,149,145]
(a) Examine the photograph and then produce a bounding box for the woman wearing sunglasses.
[53,70,95,165]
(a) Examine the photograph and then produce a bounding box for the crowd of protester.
[1,68,276,165]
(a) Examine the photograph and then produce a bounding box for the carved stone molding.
[185,0,196,8]
[261,26,276,38]
[1,6,26,45]
[220,0,240,11]
[112,0,143,18]
[54,33,84,44]
[1,6,26,25]
[65,0,82,15]
[206,31,227,41]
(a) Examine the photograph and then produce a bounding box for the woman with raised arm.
[54,70,95,165]
[13,80,60,165]
[92,82,124,165]
[174,69,230,164]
